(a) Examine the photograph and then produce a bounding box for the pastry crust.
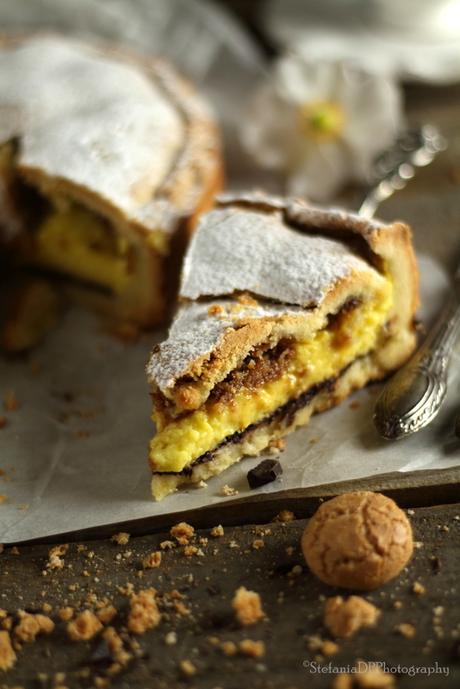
[148,192,419,499]
[148,192,418,404]
[0,35,223,326]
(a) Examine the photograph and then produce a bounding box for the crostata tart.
[147,192,418,500]
[0,35,222,337]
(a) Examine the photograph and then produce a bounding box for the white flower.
[240,54,403,201]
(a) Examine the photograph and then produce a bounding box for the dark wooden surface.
[1,504,459,688]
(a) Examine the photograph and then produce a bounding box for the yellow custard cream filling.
[35,206,132,294]
[150,282,393,473]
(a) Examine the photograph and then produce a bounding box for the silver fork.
[360,125,460,440]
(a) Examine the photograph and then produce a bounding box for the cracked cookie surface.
[301,491,413,590]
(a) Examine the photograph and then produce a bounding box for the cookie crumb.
[220,484,239,497]
[0,630,16,670]
[142,551,162,569]
[15,611,54,642]
[67,610,102,641]
[252,539,265,550]
[170,522,195,545]
[221,640,237,656]
[208,304,224,317]
[239,639,265,658]
[111,532,130,546]
[165,631,177,646]
[96,605,117,625]
[232,587,264,626]
[412,581,426,595]
[47,544,69,570]
[210,525,224,538]
[395,623,416,638]
[273,510,295,523]
[58,607,74,622]
[324,596,381,639]
[127,589,160,634]
[179,659,197,677]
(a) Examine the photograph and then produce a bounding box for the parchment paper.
[1,254,459,543]
[1,0,459,543]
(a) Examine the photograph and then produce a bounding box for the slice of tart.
[146,192,419,500]
[0,35,222,330]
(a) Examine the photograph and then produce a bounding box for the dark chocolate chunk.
[247,458,282,489]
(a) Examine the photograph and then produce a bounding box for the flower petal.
[287,140,350,201]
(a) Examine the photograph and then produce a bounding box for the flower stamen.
[299,100,345,141]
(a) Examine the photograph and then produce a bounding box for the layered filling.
[150,278,393,475]
[0,143,157,318]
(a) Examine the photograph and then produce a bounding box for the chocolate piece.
[247,459,282,490]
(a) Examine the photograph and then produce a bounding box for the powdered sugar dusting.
[0,36,184,229]
[181,207,371,305]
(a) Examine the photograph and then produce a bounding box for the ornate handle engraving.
[374,289,460,439]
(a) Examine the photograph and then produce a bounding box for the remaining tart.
[0,35,222,330]
[147,192,418,500]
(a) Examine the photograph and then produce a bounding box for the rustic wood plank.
[1,503,459,688]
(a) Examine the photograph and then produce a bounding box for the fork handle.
[374,287,460,439]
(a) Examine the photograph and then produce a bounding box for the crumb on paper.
[219,484,239,497]
[170,522,195,545]
[232,587,264,626]
[127,589,160,634]
[142,551,162,569]
[67,610,103,641]
[210,525,224,538]
[0,630,16,670]
[395,623,416,638]
[268,438,285,454]
[15,611,54,642]
[208,304,224,317]
[239,639,265,658]
[111,532,130,546]
[273,510,295,523]
[412,581,426,595]
[179,659,197,677]
[324,596,381,639]
[4,391,19,412]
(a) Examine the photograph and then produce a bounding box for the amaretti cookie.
[0,35,222,329]
[147,192,419,499]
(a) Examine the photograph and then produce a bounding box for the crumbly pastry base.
[150,352,386,500]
